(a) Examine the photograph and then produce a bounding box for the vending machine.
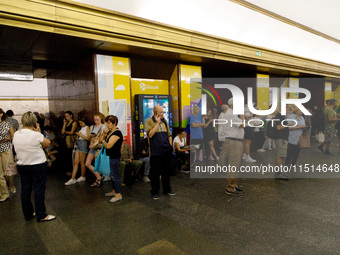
[134,94,173,143]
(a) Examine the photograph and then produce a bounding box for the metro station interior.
[1,0,340,254]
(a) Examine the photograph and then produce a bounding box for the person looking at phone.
[145,105,175,200]
[85,113,105,187]
[61,111,77,176]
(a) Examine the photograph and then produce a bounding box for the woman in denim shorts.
[65,117,90,186]
[85,113,105,187]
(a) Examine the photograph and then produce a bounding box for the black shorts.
[244,127,255,141]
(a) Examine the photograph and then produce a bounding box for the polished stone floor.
[1,140,340,255]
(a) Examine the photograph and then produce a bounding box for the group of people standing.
[1,96,335,223]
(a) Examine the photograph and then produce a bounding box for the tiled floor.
[1,141,340,255]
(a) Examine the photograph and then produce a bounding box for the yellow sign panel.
[131,79,169,97]
[112,57,130,76]
[131,78,169,111]
[257,87,269,110]
[256,74,269,110]
[289,77,299,99]
[180,65,202,107]
[325,82,333,104]
[113,74,131,103]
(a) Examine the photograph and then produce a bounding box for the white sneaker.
[245,156,256,163]
[208,156,214,161]
[76,176,86,183]
[215,156,220,162]
[257,149,266,152]
[65,179,77,186]
[242,154,246,160]
[268,148,272,150]
[102,175,111,182]
[143,176,151,183]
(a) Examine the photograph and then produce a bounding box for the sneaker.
[102,175,111,182]
[143,176,151,183]
[268,148,272,150]
[317,145,324,152]
[242,154,246,160]
[225,189,243,196]
[245,156,256,163]
[165,190,176,196]
[275,172,289,181]
[64,179,77,186]
[257,149,266,152]
[152,194,160,200]
[325,150,333,155]
[215,156,220,161]
[208,156,214,161]
[110,195,122,203]
[9,186,16,193]
[180,167,190,173]
[236,186,244,193]
[76,176,86,183]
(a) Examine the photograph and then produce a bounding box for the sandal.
[90,179,102,188]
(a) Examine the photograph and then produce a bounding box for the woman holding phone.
[100,115,123,203]
[85,113,105,187]
[61,111,77,176]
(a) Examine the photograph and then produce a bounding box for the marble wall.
[47,55,96,122]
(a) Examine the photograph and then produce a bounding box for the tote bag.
[94,144,110,176]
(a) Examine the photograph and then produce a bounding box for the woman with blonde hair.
[85,113,105,187]
[13,112,55,222]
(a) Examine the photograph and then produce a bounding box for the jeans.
[18,162,47,222]
[150,152,172,195]
[176,151,189,169]
[110,158,121,194]
[140,157,150,176]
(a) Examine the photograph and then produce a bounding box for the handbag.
[299,134,310,148]
[94,144,111,176]
[65,135,77,148]
[6,162,18,176]
[316,132,325,143]
[5,148,18,176]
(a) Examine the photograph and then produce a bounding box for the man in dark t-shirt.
[145,105,175,200]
